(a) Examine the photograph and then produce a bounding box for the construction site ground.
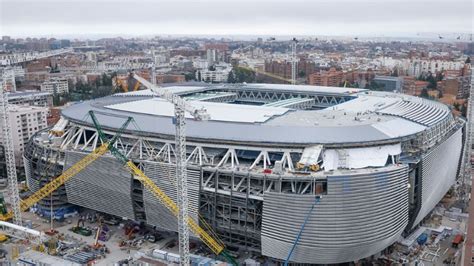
[0,210,191,265]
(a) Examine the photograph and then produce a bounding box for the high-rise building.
[0,105,48,165]
[40,78,69,94]
[206,49,218,66]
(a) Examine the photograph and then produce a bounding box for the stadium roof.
[61,83,451,146]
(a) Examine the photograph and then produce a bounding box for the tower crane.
[0,70,22,225]
[88,111,237,265]
[133,73,209,265]
[291,38,298,85]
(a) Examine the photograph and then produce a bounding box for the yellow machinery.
[114,75,141,92]
[88,111,236,263]
[0,143,110,221]
[0,110,236,264]
[0,116,133,221]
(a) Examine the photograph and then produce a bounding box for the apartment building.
[40,77,69,94]
[0,105,48,165]
[308,68,344,87]
[8,91,53,107]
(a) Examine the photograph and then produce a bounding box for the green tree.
[184,71,195,81]
[461,103,467,117]
[420,88,430,98]
[227,71,236,83]
[453,102,460,111]
[426,73,437,89]
[53,94,60,106]
[232,67,256,83]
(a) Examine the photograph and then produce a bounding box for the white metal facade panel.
[142,162,199,235]
[261,165,409,264]
[64,152,135,219]
[412,127,463,227]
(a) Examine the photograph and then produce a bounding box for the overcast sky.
[0,0,472,39]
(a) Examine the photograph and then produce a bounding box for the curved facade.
[23,83,465,264]
[261,165,409,264]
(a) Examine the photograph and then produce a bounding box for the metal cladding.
[261,165,409,264]
[63,151,135,219]
[143,162,199,234]
[22,83,466,264]
[412,127,463,227]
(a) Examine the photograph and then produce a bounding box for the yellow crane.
[0,117,133,221]
[114,75,141,92]
[0,109,236,264]
[88,111,236,264]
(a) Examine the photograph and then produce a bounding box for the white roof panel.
[105,98,290,123]
[371,118,426,138]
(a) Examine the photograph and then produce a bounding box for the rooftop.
[61,83,452,146]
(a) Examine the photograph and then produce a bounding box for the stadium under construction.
[23,83,465,264]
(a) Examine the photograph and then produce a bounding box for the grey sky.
[0,0,472,38]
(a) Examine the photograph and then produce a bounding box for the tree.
[420,88,430,98]
[435,72,444,82]
[227,71,236,83]
[231,67,256,83]
[184,71,195,81]
[298,70,305,78]
[437,89,443,98]
[53,94,60,106]
[461,103,468,117]
[426,73,437,89]
[453,102,461,111]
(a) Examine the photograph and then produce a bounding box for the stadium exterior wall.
[261,165,409,264]
[412,126,463,227]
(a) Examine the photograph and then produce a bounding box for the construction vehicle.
[89,111,237,265]
[92,216,109,249]
[70,216,92,236]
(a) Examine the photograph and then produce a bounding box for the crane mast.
[291,38,298,85]
[174,106,190,265]
[0,70,22,225]
[132,73,209,265]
